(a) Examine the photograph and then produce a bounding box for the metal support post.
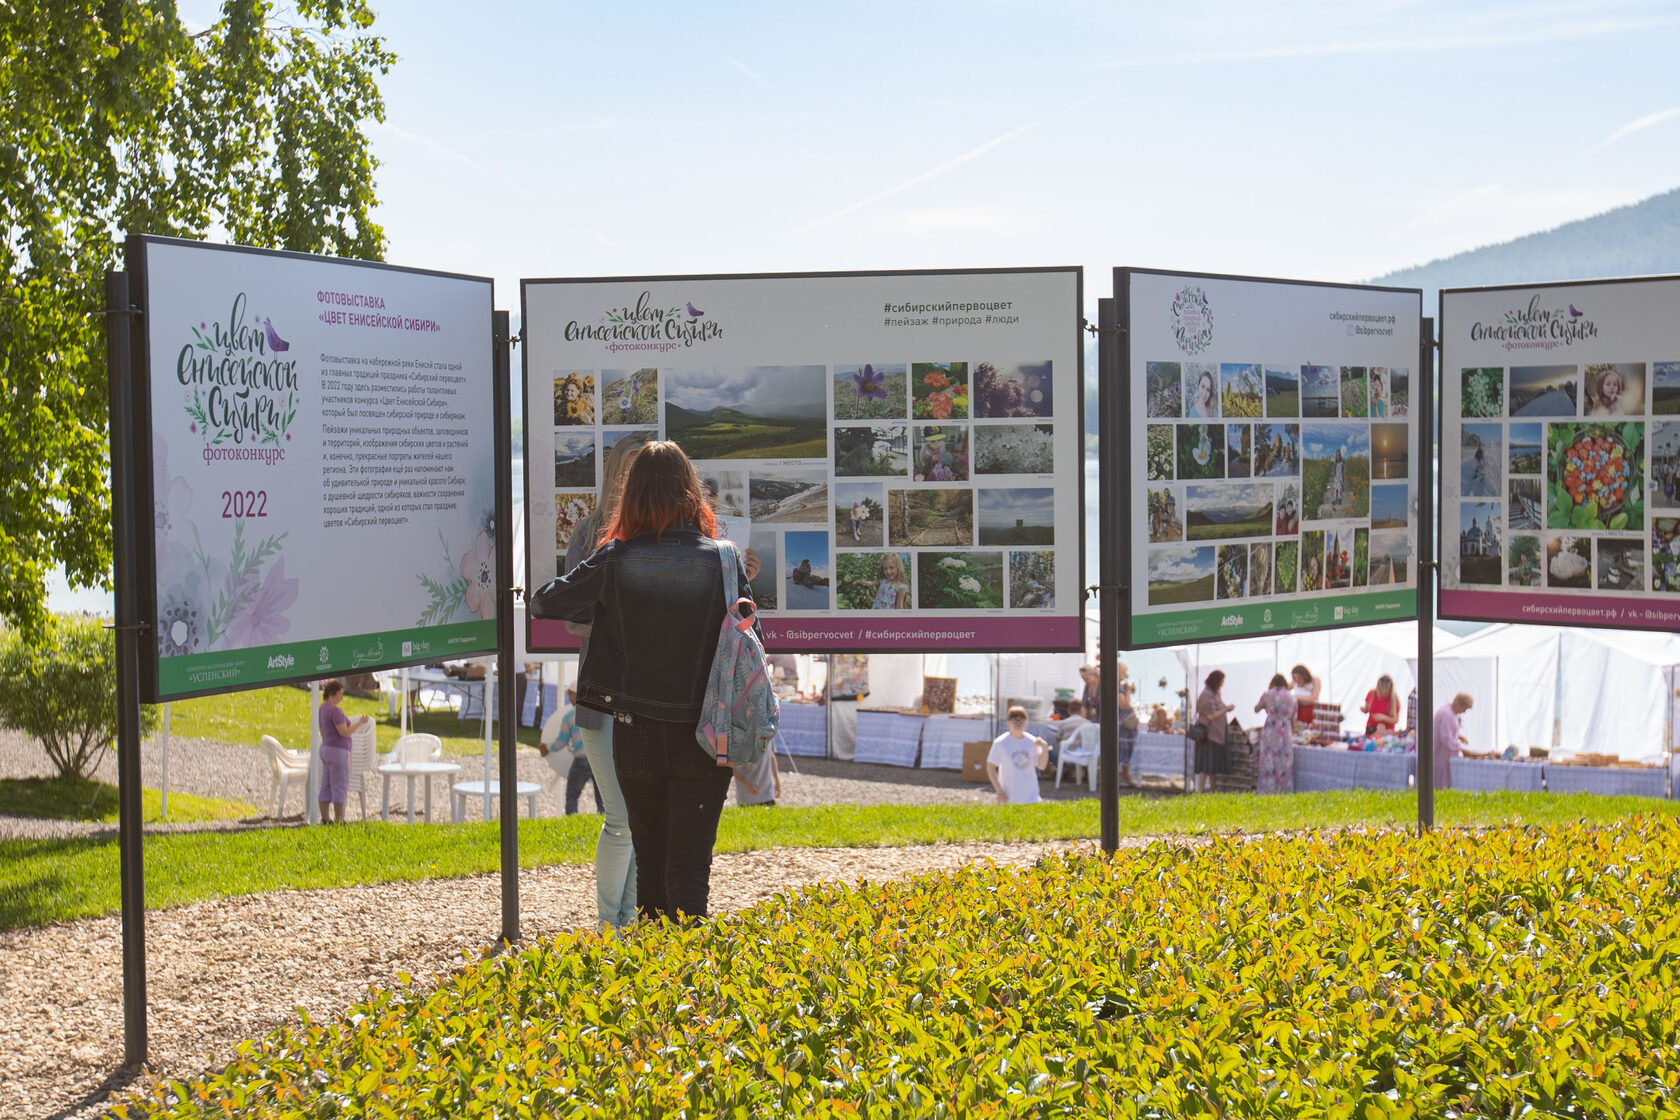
[493,309,520,944]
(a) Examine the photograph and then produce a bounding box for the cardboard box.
[962,741,992,783]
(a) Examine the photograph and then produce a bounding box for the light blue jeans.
[580,719,637,927]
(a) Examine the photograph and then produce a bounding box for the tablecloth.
[1292,746,1414,791]
[775,702,828,758]
[1451,757,1544,792]
[1544,764,1667,798]
[854,711,925,767]
[920,716,995,769]
[1131,731,1192,786]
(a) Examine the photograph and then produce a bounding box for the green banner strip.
[1131,590,1417,646]
[155,620,498,698]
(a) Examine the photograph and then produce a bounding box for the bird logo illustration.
[685,301,705,320]
[1568,303,1584,319]
[263,317,291,353]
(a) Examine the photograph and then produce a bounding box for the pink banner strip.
[1441,589,1680,630]
[528,619,582,652]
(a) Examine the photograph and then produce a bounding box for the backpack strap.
[715,540,756,632]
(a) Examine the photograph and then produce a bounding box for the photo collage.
[1447,360,1680,595]
[545,359,1061,614]
[1144,360,1412,608]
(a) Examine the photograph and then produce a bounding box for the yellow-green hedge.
[126,818,1680,1117]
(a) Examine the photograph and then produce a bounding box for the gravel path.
[1,838,1116,1120]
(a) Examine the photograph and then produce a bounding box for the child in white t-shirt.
[987,705,1049,805]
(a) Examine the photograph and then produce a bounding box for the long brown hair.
[595,431,653,547]
[600,441,717,543]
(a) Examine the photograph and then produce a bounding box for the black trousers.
[564,754,599,815]
[612,714,734,922]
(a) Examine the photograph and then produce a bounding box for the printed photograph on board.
[1653,421,1680,510]
[1226,423,1251,477]
[834,363,907,421]
[976,488,1054,547]
[1584,363,1645,417]
[1653,519,1680,592]
[554,372,596,426]
[1458,502,1503,586]
[912,362,969,420]
[1301,423,1370,520]
[973,360,1052,418]
[1147,487,1183,542]
[1273,539,1299,594]
[1596,538,1644,592]
[973,422,1053,475]
[1544,533,1592,589]
[1509,423,1543,474]
[1654,362,1680,415]
[747,526,779,609]
[1176,423,1225,480]
[833,423,908,476]
[1368,366,1396,418]
[1462,367,1504,419]
[1370,484,1407,530]
[554,492,597,552]
[553,432,597,488]
[1507,534,1541,587]
[1339,366,1369,419]
[887,489,973,547]
[1369,529,1409,586]
[1460,423,1503,499]
[1248,542,1272,598]
[1147,545,1215,606]
[1145,424,1175,481]
[1009,550,1055,608]
[1352,527,1370,588]
[701,468,748,520]
[1252,422,1300,477]
[836,551,912,610]
[1371,422,1408,481]
[1145,361,1182,418]
[918,551,1003,608]
[1299,530,1325,591]
[1383,367,1410,415]
[1547,421,1644,531]
[1185,482,1274,542]
[604,427,657,451]
[1274,482,1300,535]
[665,365,827,459]
[833,481,885,548]
[1184,362,1220,419]
[1509,365,1578,418]
[1215,544,1248,600]
[1264,365,1299,417]
[1220,363,1263,418]
[1509,478,1542,531]
[1301,363,1338,418]
[913,425,970,481]
[750,467,828,523]
[1323,525,1354,589]
[599,368,658,425]
[783,531,831,609]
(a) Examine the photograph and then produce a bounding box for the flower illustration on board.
[460,531,496,620]
[157,570,212,658]
[853,364,888,401]
[227,558,298,647]
[151,435,194,587]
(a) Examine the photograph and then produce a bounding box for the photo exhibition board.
[1120,268,1422,648]
[131,236,498,700]
[1439,276,1680,630]
[521,268,1084,652]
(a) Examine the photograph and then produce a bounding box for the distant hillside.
[1372,186,1680,306]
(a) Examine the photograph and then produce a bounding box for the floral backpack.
[696,541,779,781]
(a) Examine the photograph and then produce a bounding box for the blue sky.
[181,1,1680,307]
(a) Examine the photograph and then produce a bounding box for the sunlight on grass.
[0,777,253,824]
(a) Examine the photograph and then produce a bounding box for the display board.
[522,268,1084,652]
[129,236,498,700]
[1439,276,1680,629]
[1119,269,1422,648]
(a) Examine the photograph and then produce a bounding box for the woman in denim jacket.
[528,442,759,921]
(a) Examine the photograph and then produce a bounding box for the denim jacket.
[527,524,760,724]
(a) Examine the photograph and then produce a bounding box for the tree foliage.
[0,0,393,633]
[0,616,158,779]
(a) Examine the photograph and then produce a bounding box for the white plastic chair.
[261,734,310,819]
[381,733,444,819]
[1056,722,1100,791]
[347,720,379,819]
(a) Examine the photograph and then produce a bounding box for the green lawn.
[166,683,543,757]
[0,776,253,824]
[2,791,1673,932]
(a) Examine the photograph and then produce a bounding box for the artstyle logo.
[1220,613,1244,628]
[176,293,300,447]
[1172,285,1213,356]
[1470,294,1598,350]
[563,290,724,350]
[267,653,295,670]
